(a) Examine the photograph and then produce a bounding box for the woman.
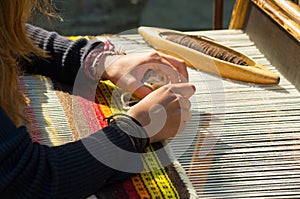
[0,0,195,198]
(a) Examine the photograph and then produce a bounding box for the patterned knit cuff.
[105,113,150,153]
[84,41,117,81]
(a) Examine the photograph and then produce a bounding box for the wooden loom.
[93,0,300,198]
[138,26,280,84]
[22,0,300,198]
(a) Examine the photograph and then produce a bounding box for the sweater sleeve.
[20,24,103,85]
[0,107,145,199]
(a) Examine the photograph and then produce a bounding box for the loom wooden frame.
[229,0,300,90]
[230,0,300,42]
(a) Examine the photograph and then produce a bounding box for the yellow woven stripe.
[144,146,179,199]
[98,81,162,197]
[43,114,62,146]
[98,80,125,114]
[140,169,164,199]
[98,80,179,198]
[68,36,89,41]
[97,81,153,197]
[131,175,151,199]
[95,86,112,116]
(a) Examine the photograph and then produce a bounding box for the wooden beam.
[252,0,300,42]
[229,0,250,29]
[213,0,224,29]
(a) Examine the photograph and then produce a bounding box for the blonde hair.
[0,0,58,126]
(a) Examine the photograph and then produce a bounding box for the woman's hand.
[98,51,188,99]
[127,83,195,143]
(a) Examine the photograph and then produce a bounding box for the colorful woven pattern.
[21,74,196,199]
[20,75,74,146]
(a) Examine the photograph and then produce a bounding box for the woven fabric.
[21,74,194,199]
[21,75,75,146]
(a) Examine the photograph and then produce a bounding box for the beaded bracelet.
[105,113,150,153]
[84,40,119,81]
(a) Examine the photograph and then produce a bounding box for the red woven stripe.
[75,93,102,133]
[94,88,109,128]
[123,179,140,199]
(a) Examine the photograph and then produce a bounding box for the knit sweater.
[0,24,148,199]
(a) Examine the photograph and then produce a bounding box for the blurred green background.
[32,0,236,36]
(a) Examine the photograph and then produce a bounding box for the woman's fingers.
[165,94,191,111]
[156,52,189,82]
[104,51,190,98]
[176,95,192,110]
[143,51,188,83]
[167,83,196,98]
[127,82,196,143]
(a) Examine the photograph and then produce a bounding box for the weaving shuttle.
[138,26,280,84]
